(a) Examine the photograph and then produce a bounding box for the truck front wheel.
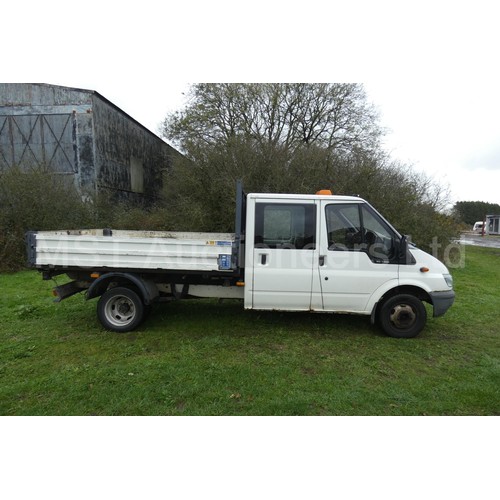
[97,287,145,332]
[378,294,427,338]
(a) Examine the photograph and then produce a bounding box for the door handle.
[260,254,267,265]
[319,255,326,266]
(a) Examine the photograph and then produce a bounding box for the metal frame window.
[254,203,316,250]
[325,203,398,263]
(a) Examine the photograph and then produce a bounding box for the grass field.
[1,245,499,415]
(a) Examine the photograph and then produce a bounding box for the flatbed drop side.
[27,183,455,338]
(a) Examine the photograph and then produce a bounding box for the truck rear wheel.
[97,287,145,332]
[379,294,426,338]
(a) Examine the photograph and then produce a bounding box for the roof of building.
[0,83,170,145]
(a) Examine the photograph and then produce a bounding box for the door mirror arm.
[398,235,416,265]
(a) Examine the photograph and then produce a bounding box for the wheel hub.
[390,304,416,329]
[117,300,132,315]
[106,296,136,326]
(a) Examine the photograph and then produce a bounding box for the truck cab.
[243,191,454,337]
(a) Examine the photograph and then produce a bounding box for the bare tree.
[160,83,459,257]
[163,84,382,156]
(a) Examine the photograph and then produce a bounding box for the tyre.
[97,287,145,332]
[378,294,427,338]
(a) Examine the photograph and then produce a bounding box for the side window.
[325,204,362,250]
[325,203,397,262]
[361,205,396,262]
[255,203,316,249]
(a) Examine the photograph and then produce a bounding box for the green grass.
[1,245,499,415]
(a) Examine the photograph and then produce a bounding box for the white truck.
[27,183,455,338]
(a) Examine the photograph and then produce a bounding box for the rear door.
[251,200,317,310]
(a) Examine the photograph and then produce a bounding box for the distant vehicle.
[473,221,485,233]
[27,183,455,338]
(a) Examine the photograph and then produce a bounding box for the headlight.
[443,274,453,288]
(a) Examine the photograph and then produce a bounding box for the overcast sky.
[2,0,499,208]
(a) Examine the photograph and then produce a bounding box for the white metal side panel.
[34,233,233,271]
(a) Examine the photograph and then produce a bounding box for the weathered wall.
[92,94,177,205]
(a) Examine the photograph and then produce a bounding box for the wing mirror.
[398,235,416,264]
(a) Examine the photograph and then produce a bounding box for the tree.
[163,83,382,156]
[161,83,458,258]
[161,84,383,230]
[453,201,500,226]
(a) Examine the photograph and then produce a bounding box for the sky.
[365,80,500,205]
[2,1,500,207]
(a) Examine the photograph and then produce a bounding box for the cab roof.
[247,192,366,203]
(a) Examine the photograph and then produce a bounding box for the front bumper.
[430,290,455,317]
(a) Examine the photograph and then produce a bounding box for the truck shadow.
[146,299,380,339]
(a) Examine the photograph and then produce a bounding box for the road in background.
[458,233,500,249]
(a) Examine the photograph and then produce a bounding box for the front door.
[252,200,317,310]
[318,201,399,313]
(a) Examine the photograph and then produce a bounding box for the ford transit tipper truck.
[26,183,455,338]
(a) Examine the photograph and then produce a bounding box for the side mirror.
[399,235,408,261]
[398,235,416,265]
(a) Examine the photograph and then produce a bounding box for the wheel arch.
[370,284,432,324]
[86,272,159,305]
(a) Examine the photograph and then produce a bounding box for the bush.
[0,166,176,272]
[1,148,460,272]
[162,141,460,260]
[0,166,94,272]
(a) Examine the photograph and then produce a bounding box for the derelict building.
[0,83,180,204]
